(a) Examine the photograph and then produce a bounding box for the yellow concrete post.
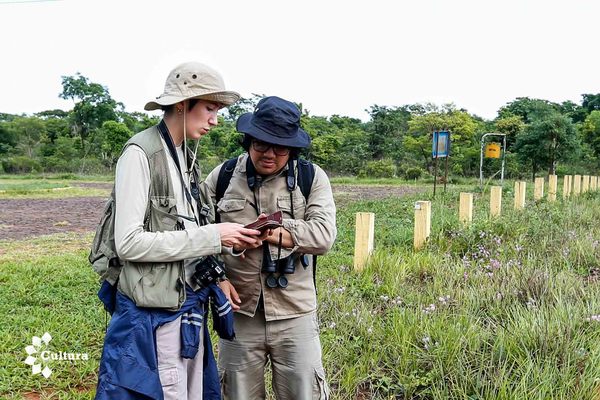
[353,212,375,271]
[414,201,431,250]
[459,193,473,226]
[490,186,502,217]
[514,181,526,210]
[582,175,590,193]
[573,175,581,196]
[534,177,544,201]
[563,176,570,199]
[548,175,557,202]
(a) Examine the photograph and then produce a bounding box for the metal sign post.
[432,130,450,196]
[479,132,507,187]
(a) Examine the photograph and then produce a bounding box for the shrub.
[404,167,424,180]
[1,156,42,173]
[358,159,396,178]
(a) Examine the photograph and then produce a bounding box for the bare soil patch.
[0,197,106,241]
[0,184,422,241]
[333,184,425,204]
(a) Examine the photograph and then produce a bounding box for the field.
[1,175,599,399]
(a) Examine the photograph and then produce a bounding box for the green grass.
[0,178,110,199]
[0,233,104,399]
[0,174,113,182]
[1,185,600,399]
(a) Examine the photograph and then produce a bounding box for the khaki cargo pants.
[218,310,329,400]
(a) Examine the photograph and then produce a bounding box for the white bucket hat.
[144,62,240,111]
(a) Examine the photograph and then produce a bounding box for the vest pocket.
[119,260,184,310]
[149,196,179,231]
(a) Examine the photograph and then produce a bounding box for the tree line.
[1,73,599,180]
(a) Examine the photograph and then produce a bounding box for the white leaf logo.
[24,332,52,379]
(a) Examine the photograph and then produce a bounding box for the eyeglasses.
[251,140,290,156]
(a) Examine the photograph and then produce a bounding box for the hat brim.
[144,90,240,111]
[236,112,311,149]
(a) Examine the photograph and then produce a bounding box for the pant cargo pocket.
[313,367,330,399]
[158,366,179,399]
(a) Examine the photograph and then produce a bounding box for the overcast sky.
[1,0,598,121]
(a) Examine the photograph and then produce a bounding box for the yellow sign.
[485,143,501,159]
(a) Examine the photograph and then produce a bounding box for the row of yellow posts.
[353,174,600,271]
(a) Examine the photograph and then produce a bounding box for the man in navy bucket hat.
[203,96,337,399]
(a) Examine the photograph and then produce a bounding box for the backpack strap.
[295,158,318,293]
[215,157,238,222]
[296,158,315,201]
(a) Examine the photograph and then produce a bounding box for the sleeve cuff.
[222,246,246,257]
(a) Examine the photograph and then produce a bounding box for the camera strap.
[158,120,200,226]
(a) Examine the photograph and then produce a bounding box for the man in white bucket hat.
[95,62,265,400]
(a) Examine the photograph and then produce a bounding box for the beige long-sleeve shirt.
[203,154,337,321]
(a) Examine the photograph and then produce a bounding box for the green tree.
[559,100,587,123]
[11,116,47,158]
[42,136,80,172]
[582,93,600,113]
[366,105,411,160]
[498,97,559,123]
[223,95,263,122]
[581,110,600,167]
[0,120,17,155]
[59,73,121,167]
[99,121,132,169]
[406,105,479,173]
[495,115,525,151]
[120,111,159,134]
[514,106,579,178]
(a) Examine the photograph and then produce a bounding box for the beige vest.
[116,126,191,311]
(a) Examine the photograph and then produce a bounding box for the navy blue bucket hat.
[236,96,311,148]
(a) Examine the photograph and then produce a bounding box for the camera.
[191,256,226,288]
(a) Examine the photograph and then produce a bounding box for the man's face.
[248,139,291,176]
[185,100,222,140]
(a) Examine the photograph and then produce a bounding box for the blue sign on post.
[432,131,450,158]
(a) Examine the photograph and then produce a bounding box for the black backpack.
[214,157,319,290]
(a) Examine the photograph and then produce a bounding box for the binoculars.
[261,244,309,288]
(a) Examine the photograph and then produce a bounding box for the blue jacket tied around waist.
[95,282,234,400]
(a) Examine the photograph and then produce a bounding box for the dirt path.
[0,184,423,241]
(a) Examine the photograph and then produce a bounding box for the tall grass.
[318,190,600,399]
[0,187,599,399]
